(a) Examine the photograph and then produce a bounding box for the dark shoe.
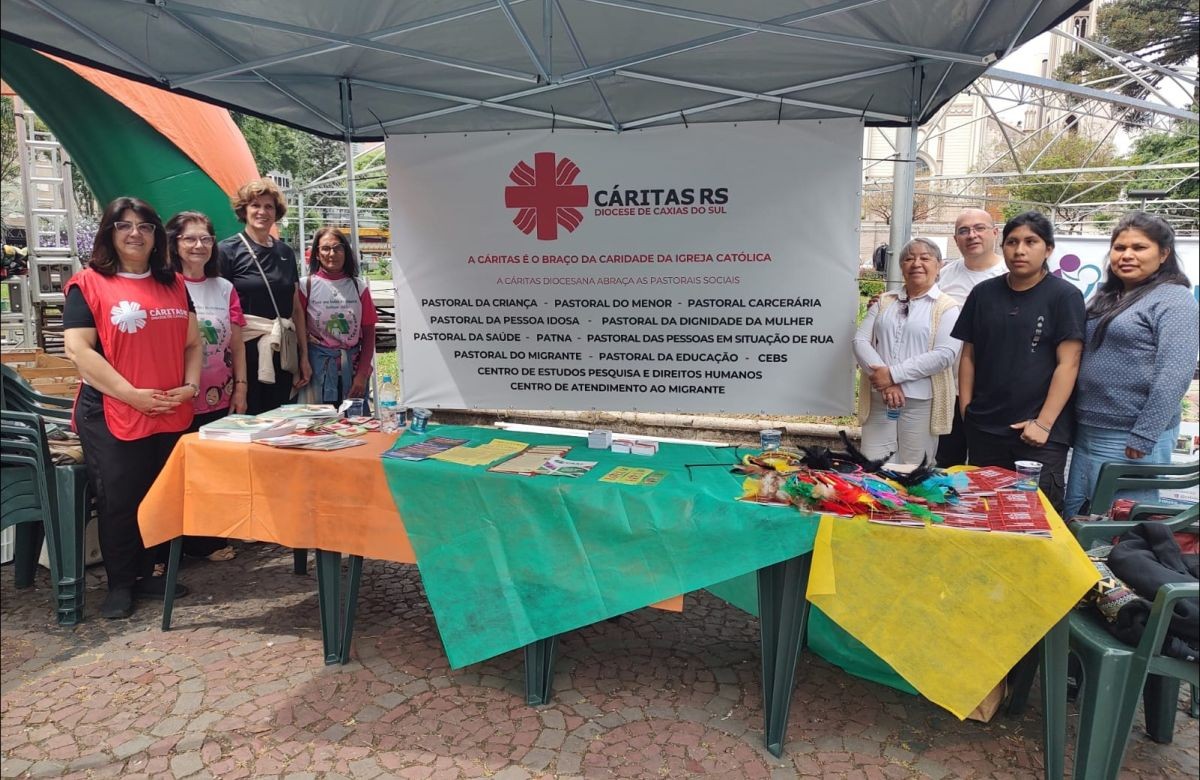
[101,587,135,619]
[134,577,189,600]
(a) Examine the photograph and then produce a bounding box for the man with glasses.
[935,208,1007,467]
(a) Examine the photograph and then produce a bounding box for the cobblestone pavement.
[2,543,1197,779]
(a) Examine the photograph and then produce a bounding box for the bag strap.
[238,232,284,320]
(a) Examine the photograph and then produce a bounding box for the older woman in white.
[854,238,962,464]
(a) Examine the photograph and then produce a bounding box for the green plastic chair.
[1086,459,1199,517]
[1063,505,1200,780]
[1,364,74,423]
[1087,458,1200,718]
[0,409,92,624]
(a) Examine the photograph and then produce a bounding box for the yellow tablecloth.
[807,490,1098,719]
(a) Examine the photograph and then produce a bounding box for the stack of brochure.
[254,433,366,451]
[198,415,296,442]
[257,404,341,431]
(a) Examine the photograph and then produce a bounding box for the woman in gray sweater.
[1064,212,1199,517]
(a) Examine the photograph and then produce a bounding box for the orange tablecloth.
[139,432,683,611]
[139,432,415,562]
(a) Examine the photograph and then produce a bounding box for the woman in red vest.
[63,197,202,619]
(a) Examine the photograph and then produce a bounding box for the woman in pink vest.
[63,197,202,619]
[296,227,377,406]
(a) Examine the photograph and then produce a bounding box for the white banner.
[386,121,863,414]
[1050,235,1200,301]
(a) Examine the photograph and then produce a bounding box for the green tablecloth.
[381,425,819,668]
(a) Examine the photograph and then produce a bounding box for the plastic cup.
[1015,460,1042,491]
[343,398,366,419]
[410,407,431,434]
[760,429,782,451]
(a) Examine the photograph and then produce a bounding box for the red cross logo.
[504,152,589,240]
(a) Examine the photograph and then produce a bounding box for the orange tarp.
[49,54,259,196]
[139,433,683,612]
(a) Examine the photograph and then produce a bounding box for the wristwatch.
[185,382,200,398]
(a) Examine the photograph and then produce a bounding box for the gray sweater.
[1076,283,1198,452]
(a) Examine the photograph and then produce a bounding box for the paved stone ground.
[2,543,1196,779]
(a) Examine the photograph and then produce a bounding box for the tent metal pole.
[297,190,306,258]
[886,124,918,292]
[339,79,361,255]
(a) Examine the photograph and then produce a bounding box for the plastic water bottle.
[886,407,900,421]
[378,375,399,433]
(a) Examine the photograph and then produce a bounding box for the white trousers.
[860,393,938,466]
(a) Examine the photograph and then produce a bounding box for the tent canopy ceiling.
[1,0,1087,140]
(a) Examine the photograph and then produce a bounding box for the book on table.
[198,415,296,442]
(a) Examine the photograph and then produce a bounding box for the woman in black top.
[217,178,311,414]
[952,211,1086,511]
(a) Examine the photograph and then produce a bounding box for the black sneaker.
[134,577,189,600]
[100,587,135,619]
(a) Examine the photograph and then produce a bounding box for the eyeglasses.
[955,224,993,237]
[179,235,215,247]
[318,244,346,255]
[113,220,157,236]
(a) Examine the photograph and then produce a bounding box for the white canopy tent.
[1,0,1090,277]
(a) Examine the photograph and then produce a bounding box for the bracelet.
[233,379,248,385]
[184,382,200,398]
[1031,420,1052,434]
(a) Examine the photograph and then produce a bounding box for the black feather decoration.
[838,430,890,473]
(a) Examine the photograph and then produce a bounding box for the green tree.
[1122,120,1200,229]
[990,131,1124,228]
[1055,0,1199,110]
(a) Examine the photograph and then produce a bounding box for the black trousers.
[965,424,1070,514]
[244,339,295,415]
[935,400,968,468]
[75,391,183,591]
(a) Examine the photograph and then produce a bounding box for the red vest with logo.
[66,269,194,440]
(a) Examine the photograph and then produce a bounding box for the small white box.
[630,440,659,456]
[588,429,613,449]
[611,439,634,454]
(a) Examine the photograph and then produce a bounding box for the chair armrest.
[1071,504,1200,550]
[34,393,73,409]
[1070,519,1141,549]
[1127,503,1185,521]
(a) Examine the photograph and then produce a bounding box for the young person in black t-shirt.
[951,211,1086,512]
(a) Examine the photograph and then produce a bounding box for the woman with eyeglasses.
[217,178,311,415]
[1062,212,1198,517]
[167,211,248,423]
[158,210,247,564]
[63,197,202,619]
[853,237,962,464]
[952,211,1086,511]
[296,227,378,406]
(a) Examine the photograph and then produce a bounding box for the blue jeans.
[1063,423,1178,518]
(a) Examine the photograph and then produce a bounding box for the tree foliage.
[990,131,1123,228]
[860,188,935,224]
[1055,0,1199,110]
[230,112,342,184]
[1122,120,1200,229]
